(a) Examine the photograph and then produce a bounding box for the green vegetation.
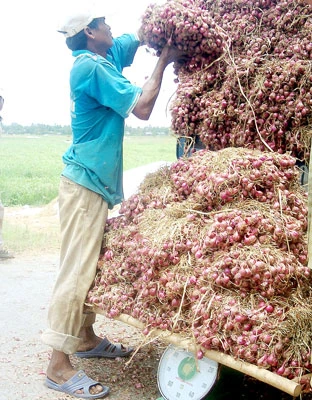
[4,208,61,254]
[0,133,177,206]
[3,123,170,137]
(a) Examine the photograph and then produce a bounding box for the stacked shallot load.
[140,0,312,161]
[87,148,312,391]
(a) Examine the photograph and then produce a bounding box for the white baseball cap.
[57,10,105,38]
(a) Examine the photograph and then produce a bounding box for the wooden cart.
[94,308,305,398]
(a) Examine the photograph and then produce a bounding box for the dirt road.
[0,251,165,400]
[1,168,169,400]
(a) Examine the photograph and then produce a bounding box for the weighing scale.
[157,344,219,400]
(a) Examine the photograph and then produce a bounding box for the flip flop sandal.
[75,337,134,359]
[45,370,109,399]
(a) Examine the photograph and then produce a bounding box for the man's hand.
[158,44,190,66]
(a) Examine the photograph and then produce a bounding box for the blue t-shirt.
[62,34,142,209]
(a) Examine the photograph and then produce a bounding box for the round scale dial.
[157,345,219,400]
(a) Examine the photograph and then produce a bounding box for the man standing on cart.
[41,7,185,399]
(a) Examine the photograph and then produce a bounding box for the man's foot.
[76,326,133,358]
[77,326,103,352]
[0,248,14,259]
[76,337,134,359]
[47,350,106,398]
[46,370,109,398]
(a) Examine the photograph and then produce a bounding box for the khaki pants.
[41,176,108,354]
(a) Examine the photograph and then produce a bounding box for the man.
[176,135,206,159]
[41,9,185,399]
[0,89,13,260]
[0,202,10,259]
[0,90,3,128]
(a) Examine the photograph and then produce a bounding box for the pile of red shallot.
[87,147,312,391]
[139,0,312,161]
[138,0,225,60]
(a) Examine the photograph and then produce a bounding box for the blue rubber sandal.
[75,337,134,359]
[45,370,109,399]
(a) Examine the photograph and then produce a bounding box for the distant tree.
[2,123,169,136]
[125,124,170,136]
[3,123,72,135]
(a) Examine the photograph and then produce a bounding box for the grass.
[4,213,61,254]
[0,133,177,254]
[0,135,69,206]
[0,133,177,206]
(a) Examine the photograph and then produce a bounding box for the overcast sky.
[0,0,177,127]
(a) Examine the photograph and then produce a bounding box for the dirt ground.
[2,181,312,400]
[1,203,167,400]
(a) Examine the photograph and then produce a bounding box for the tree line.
[2,123,171,136]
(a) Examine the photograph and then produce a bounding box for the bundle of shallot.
[87,148,312,391]
[139,0,226,67]
[139,0,312,160]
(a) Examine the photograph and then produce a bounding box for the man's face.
[92,17,114,52]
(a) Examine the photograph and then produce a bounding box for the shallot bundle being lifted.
[139,0,225,63]
[87,148,312,390]
[140,0,312,161]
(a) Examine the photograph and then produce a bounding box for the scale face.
[157,345,219,400]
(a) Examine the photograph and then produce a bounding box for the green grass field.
[0,134,177,207]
